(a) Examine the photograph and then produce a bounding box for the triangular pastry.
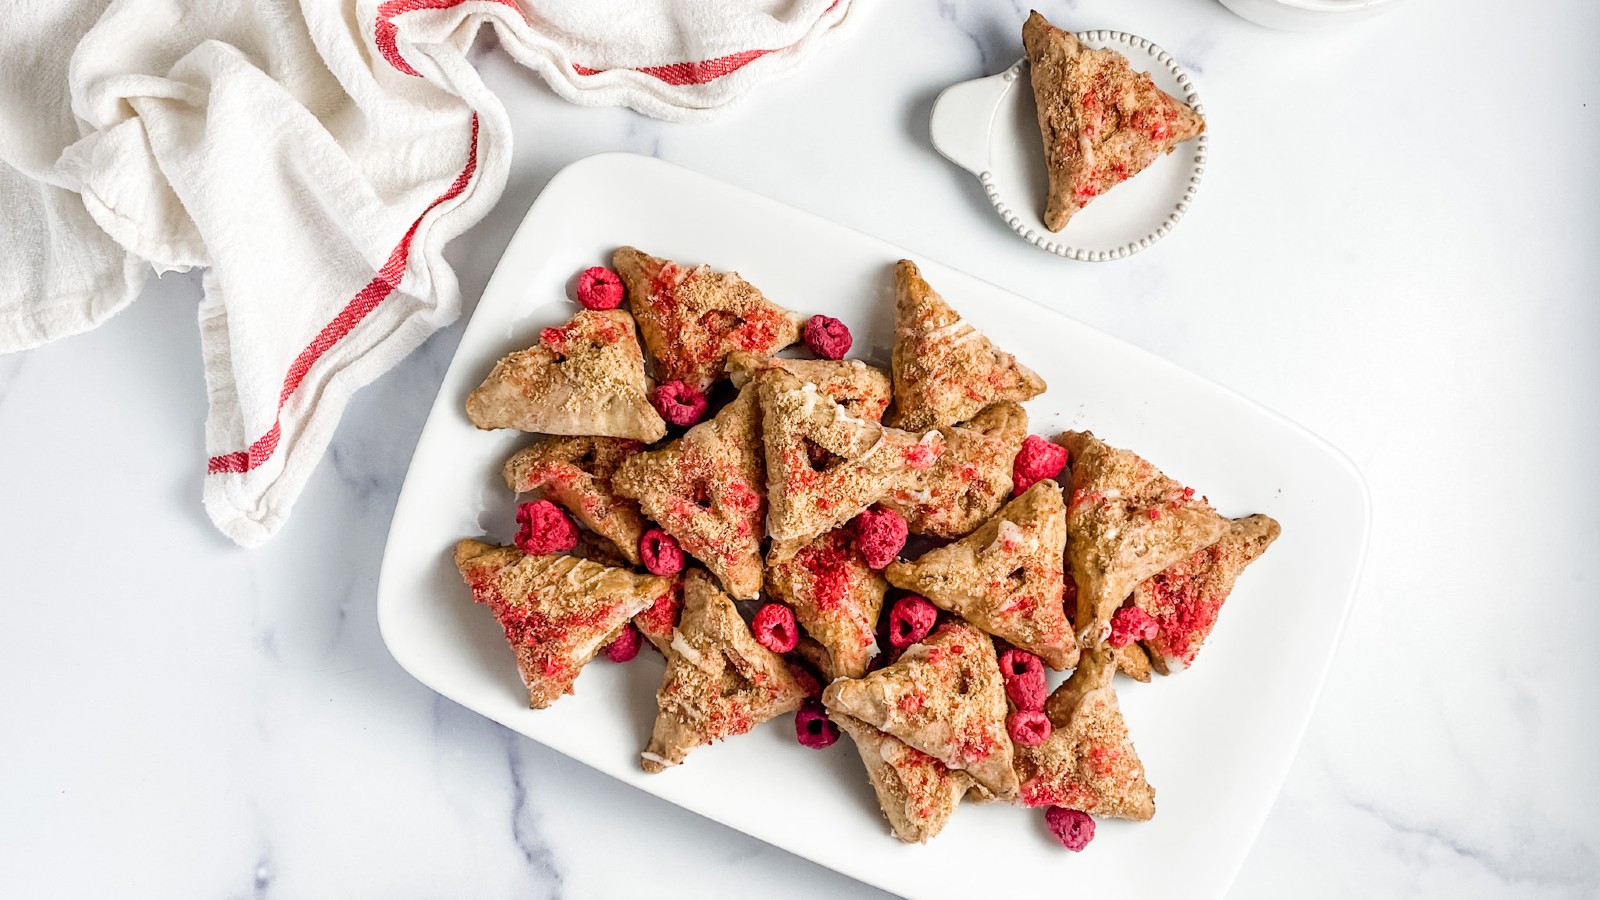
[633,571,686,655]
[887,261,1045,432]
[1134,513,1280,674]
[759,366,945,544]
[1112,642,1153,683]
[885,481,1078,670]
[822,620,1018,797]
[1015,648,1156,820]
[726,350,892,423]
[612,384,767,599]
[453,539,673,709]
[465,309,666,442]
[1059,430,1227,647]
[765,527,889,679]
[1023,11,1206,232]
[642,570,807,771]
[503,436,646,565]
[880,401,1029,538]
[833,712,981,843]
[613,246,803,391]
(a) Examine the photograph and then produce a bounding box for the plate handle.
[929,63,1023,176]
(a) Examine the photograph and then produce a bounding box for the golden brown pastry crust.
[879,402,1028,539]
[503,436,646,565]
[1015,648,1156,820]
[1023,11,1206,232]
[1058,430,1227,648]
[765,528,888,680]
[1136,513,1280,674]
[888,261,1045,432]
[833,712,980,844]
[613,247,802,391]
[642,570,807,771]
[612,385,767,600]
[822,621,1018,798]
[465,309,666,441]
[453,539,673,709]
[725,351,892,423]
[886,481,1078,670]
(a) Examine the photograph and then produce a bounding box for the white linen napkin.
[0,0,856,546]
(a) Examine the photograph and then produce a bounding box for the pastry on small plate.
[1059,430,1227,647]
[888,261,1045,432]
[613,246,803,391]
[1023,10,1206,232]
[879,401,1028,539]
[612,384,766,600]
[759,366,944,545]
[503,436,646,565]
[886,481,1078,670]
[765,527,888,680]
[642,570,808,772]
[725,350,892,423]
[453,539,674,709]
[1135,513,1281,674]
[465,309,666,442]
[823,620,1018,798]
[833,711,984,844]
[1015,647,1157,819]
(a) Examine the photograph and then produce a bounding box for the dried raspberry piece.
[999,648,1048,711]
[649,380,709,427]
[787,662,823,700]
[887,594,938,649]
[795,699,840,749]
[639,527,686,576]
[1013,434,1068,494]
[853,506,908,569]
[1044,807,1096,851]
[603,624,642,663]
[514,500,578,555]
[575,266,625,310]
[1008,709,1052,747]
[752,602,800,654]
[1108,605,1159,648]
[803,314,852,360]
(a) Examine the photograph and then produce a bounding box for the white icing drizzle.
[640,751,672,766]
[669,631,704,667]
[990,518,1027,554]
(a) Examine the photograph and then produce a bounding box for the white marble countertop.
[3,1,1598,897]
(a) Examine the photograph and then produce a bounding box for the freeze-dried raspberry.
[1045,807,1096,851]
[887,595,938,649]
[1108,605,1159,648]
[795,700,840,749]
[1008,709,1051,747]
[514,500,578,555]
[1013,435,1068,493]
[852,506,908,569]
[575,266,625,310]
[603,624,642,663]
[803,314,852,360]
[639,527,686,576]
[752,602,799,654]
[650,380,709,427]
[999,648,1048,711]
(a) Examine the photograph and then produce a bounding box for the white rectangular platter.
[376,152,1370,900]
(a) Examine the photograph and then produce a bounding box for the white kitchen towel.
[0,0,856,546]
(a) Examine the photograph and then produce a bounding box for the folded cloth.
[0,0,856,546]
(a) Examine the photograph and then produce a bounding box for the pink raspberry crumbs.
[853,506,908,569]
[575,266,625,310]
[650,381,709,427]
[514,500,578,555]
[795,700,840,749]
[803,314,852,360]
[887,595,938,649]
[639,527,686,576]
[753,603,800,654]
[1044,807,1096,852]
[1108,605,1160,648]
[1008,709,1052,747]
[1013,435,1068,494]
[998,648,1048,711]
[603,624,642,663]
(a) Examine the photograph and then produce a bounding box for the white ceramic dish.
[376,152,1369,900]
[929,33,1205,262]
[1219,0,1408,31]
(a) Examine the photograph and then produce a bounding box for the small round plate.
[930,32,1207,262]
